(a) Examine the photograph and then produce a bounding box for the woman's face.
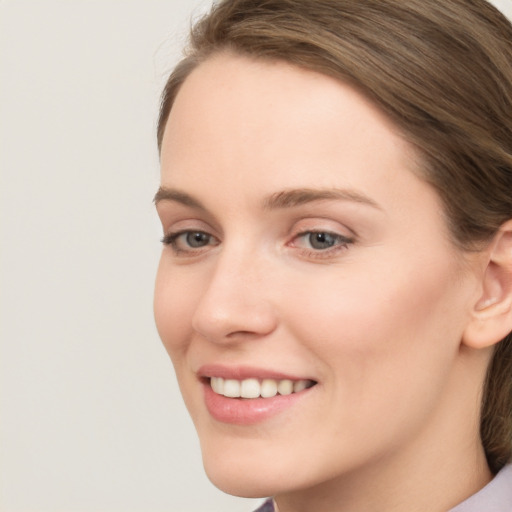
[154,54,481,497]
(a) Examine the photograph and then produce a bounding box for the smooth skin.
[154,53,512,512]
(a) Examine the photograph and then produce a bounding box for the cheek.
[285,255,467,412]
[154,257,197,359]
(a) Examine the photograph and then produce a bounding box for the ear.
[462,220,512,349]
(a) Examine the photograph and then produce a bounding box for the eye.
[303,232,341,250]
[182,231,212,248]
[161,230,218,254]
[291,230,353,256]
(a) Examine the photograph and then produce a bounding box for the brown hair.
[157,0,512,473]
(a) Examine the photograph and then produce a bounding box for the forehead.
[163,53,408,150]
[161,53,418,194]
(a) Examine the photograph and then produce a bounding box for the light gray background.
[1,1,511,511]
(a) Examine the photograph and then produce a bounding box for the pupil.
[187,232,209,247]
[310,232,335,250]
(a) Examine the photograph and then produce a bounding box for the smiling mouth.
[208,377,317,399]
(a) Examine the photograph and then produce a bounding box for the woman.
[153,1,512,511]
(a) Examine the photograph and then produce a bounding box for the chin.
[200,437,300,498]
[200,445,277,497]
[203,459,276,498]
[207,472,275,498]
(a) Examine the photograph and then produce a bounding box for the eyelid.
[293,213,356,232]
[293,229,353,243]
[156,202,222,238]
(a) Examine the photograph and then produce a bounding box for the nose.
[191,250,278,344]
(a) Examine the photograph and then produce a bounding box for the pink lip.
[198,365,317,426]
[203,384,314,425]
[197,364,311,381]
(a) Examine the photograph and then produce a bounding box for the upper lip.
[197,364,316,382]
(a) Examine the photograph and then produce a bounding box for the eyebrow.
[263,188,382,210]
[153,186,381,211]
[153,187,207,210]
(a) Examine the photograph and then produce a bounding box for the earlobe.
[462,221,512,349]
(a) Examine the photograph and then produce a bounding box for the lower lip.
[203,382,314,425]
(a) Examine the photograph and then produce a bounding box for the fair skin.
[154,53,504,512]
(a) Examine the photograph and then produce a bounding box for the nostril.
[225,330,269,340]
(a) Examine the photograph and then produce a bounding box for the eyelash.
[161,229,354,259]
[161,230,218,255]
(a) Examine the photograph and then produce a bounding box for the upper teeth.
[210,377,313,399]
